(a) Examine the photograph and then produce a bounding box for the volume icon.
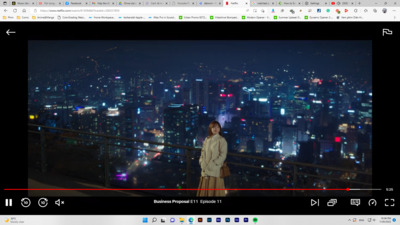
[5,199,12,207]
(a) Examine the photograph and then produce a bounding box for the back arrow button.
[6,29,16,36]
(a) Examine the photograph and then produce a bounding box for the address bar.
[39,9,121,12]
[34,7,245,14]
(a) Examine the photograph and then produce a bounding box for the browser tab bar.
[1,0,224,6]
[3,0,400,7]
[250,0,400,7]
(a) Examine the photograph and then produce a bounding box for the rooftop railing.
[28,123,372,197]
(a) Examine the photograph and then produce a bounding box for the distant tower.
[163,104,199,159]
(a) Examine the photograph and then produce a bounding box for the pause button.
[5,199,12,207]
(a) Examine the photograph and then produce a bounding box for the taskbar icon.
[142,217,257,224]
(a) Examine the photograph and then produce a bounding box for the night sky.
[28,40,372,80]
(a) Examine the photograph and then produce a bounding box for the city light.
[106,107,119,117]
[259,98,267,102]
[268,148,283,153]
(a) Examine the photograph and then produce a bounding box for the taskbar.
[0,215,398,225]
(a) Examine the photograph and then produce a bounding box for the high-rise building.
[356,91,372,124]
[319,138,341,165]
[281,125,297,155]
[270,97,282,117]
[191,79,209,111]
[163,104,200,160]
[240,100,270,118]
[101,107,125,138]
[131,73,154,99]
[207,81,219,116]
[137,96,157,130]
[298,141,318,163]
[113,75,126,102]
[317,80,339,118]
[291,83,310,117]
[235,117,271,153]
[71,106,100,134]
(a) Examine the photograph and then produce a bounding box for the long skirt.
[196,176,225,197]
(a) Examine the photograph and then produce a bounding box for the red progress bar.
[4,188,350,191]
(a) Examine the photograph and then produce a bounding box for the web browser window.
[0,1,398,224]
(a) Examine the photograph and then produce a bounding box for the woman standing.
[197,121,228,197]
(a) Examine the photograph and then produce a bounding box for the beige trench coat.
[199,133,228,177]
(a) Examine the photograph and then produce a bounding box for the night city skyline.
[28,40,372,196]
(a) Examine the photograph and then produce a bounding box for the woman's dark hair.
[207,120,223,137]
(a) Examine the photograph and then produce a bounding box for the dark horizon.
[28,40,372,81]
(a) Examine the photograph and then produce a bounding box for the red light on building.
[241,118,246,122]
[228,94,233,97]
[220,94,227,97]
[335,137,341,143]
